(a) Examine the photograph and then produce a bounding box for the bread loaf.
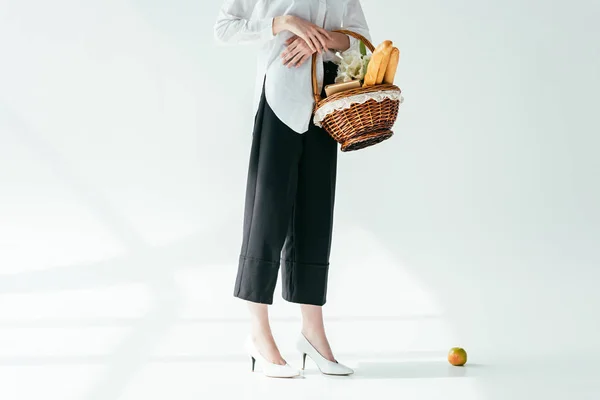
[363,40,393,87]
[375,43,394,84]
[383,47,400,84]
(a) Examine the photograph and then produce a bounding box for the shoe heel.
[251,356,256,372]
[296,333,354,376]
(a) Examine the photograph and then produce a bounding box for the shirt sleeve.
[341,0,372,53]
[214,0,276,44]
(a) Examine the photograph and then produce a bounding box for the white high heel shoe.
[245,336,300,378]
[297,333,354,376]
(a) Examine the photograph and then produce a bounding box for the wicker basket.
[312,30,402,152]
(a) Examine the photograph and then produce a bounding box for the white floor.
[1,252,599,400]
[2,320,599,400]
[1,223,599,400]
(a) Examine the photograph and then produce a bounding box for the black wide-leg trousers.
[234,62,339,306]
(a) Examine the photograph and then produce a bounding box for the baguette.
[363,40,393,87]
[383,47,400,84]
[375,43,395,84]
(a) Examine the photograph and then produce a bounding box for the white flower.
[347,58,362,77]
[334,50,370,83]
[341,50,360,64]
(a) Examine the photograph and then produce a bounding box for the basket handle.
[311,29,375,103]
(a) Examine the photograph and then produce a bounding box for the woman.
[214,0,370,378]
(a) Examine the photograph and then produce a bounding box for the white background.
[1,0,599,399]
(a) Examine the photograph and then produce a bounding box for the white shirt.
[214,0,371,133]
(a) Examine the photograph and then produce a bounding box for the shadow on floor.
[301,361,488,380]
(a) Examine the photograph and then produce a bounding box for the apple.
[448,347,467,366]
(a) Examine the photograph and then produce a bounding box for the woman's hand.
[281,35,316,68]
[280,29,353,68]
[279,15,332,54]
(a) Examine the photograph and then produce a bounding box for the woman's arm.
[280,0,370,69]
[325,32,351,52]
[281,31,349,67]
[214,0,276,44]
[280,0,370,66]
[214,0,332,48]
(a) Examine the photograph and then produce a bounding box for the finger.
[313,31,329,53]
[319,29,333,44]
[307,31,322,53]
[299,34,317,53]
[317,27,334,42]
[288,51,305,68]
[307,33,323,54]
[281,41,299,61]
[285,48,303,67]
[281,40,298,58]
[311,30,328,53]
[283,48,301,66]
[284,53,299,67]
[288,39,300,51]
[282,51,293,65]
[285,35,298,45]
[294,53,312,68]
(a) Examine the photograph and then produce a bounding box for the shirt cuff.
[345,35,362,53]
[258,17,276,42]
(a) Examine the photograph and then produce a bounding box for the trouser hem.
[233,255,280,305]
[281,259,329,306]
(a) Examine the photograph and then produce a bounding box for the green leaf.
[359,41,367,56]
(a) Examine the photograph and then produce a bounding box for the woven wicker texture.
[312,30,401,152]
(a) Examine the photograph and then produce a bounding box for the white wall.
[0,0,599,398]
